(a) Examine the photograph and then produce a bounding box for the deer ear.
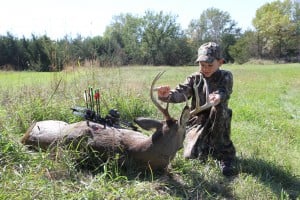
[179,105,190,126]
[134,117,163,130]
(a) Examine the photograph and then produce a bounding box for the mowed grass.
[0,64,299,199]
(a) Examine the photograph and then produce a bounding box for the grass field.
[0,64,299,199]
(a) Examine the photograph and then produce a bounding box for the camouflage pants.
[184,104,236,162]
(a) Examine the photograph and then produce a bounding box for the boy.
[157,42,236,176]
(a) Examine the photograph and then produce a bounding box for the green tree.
[290,0,300,61]
[221,33,239,63]
[252,0,297,60]
[162,36,194,66]
[0,34,13,68]
[96,33,125,66]
[54,36,72,71]
[69,35,86,66]
[0,33,21,69]
[186,8,240,63]
[141,10,182,65]
[105,14,143,65]
[28,35,54,71]
[84,36,102,66]
[229,31,258,64]
[18,37,32,70]
[186,8,239,44]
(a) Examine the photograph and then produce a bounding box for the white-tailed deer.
[21,72,190,171]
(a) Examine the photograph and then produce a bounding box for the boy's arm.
[158,76,194,103]
[214,71,233,103]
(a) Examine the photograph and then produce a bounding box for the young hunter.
[157,42,236,176]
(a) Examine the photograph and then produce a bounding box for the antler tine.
[190,75,214,116]
[150,71,172,120]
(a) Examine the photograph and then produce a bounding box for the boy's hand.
[156,86,171,98]
[209,93,221,106]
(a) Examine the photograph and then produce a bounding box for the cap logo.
[199,48,208,56]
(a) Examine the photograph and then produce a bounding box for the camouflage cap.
[196,42,221,63]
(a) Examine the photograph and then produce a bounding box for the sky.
[1,0,274,40]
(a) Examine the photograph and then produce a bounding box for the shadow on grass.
[44,146,300,199]
[143,157,300,199]
[155,169,235,199]
[120,159,235,200]
[236,157,300,200]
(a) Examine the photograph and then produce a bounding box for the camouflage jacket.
[162,69,233,111]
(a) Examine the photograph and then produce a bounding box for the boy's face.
[199,59,223,77]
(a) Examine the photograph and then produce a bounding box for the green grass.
[0,64,299,199]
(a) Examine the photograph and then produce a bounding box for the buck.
[22,71,191,171]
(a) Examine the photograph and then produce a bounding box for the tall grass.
[0,64,299,199]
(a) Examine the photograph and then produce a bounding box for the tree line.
[1,0,299,71]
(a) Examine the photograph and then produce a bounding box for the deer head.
[134,71,188,129]
[131,71,191,169]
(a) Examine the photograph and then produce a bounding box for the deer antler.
[151,71,171,121]
[190,75,214,116]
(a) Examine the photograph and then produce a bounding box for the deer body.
[22,72,191,170]
[22,111,189,170]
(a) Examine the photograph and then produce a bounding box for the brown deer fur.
[21,72,190,171]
